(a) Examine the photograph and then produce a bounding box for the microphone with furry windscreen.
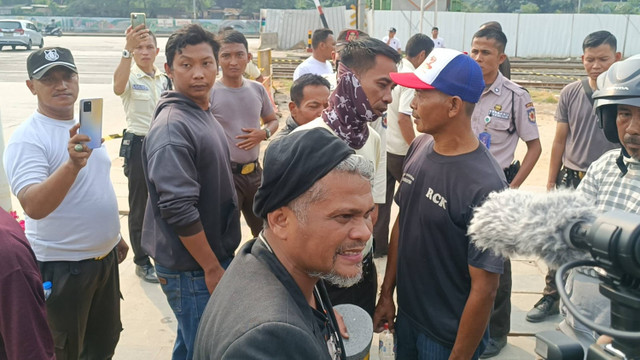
[468,189,597,268]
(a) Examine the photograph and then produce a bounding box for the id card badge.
[479,132,491,149]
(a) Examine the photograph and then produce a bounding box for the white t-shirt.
[387,58,417,156]
[432,37,445,48]
[4,112,120,261]
[382,36,402,52]
[293,56,334,80]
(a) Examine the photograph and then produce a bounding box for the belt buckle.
[94,253,109,261]
[241,162,255,175]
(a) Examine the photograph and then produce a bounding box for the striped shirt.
[578,149,640,212]
[563,149,640,339]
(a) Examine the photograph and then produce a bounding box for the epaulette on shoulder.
[504,79,529,95]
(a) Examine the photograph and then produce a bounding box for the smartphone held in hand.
[131,12,146,29]
[79,98,103,149]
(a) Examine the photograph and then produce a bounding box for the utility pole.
[434,0,438,27]
[312,0,329,28]
[420,0,425,33]
[358,0,367,30]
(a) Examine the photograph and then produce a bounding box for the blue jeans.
[395,312,487,360]
[156,258,232,360]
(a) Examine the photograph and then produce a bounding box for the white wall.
[262,6,347,50]
[263,8,640,56]
[365,11,640,57]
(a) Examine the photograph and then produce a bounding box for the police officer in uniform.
[113,25,170,283]
[469,27,542,358]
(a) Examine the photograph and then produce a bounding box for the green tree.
[527,0,575,13]
[611,0,640,14]
[242,0,296,14]
[469,0,523,13]
[520,2,539,12]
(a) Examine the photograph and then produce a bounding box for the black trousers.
[325,253,377,318]
[124,135,151,266]
[489,258,511,339]
[372,152,405,257]
[38,249,122,360]
[232,164,264,238]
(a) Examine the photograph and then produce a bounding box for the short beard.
[308,262,363,288]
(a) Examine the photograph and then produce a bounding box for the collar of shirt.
[131,63,162,79]
[399,57,416,73]
[482,71,505,97]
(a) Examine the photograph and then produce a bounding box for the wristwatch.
[122,49,132,59]
[264,127,271,139]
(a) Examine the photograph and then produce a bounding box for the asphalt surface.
[0,36,561,360]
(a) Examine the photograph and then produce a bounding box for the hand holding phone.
[78,98,103,149]
[131,13,146,29]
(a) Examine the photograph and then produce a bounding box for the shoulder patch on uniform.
[527,108,536,123]
[525,102,534,108]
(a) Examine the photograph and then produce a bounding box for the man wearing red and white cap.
[373,48,506,359]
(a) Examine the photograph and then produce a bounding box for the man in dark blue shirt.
[374,48,506,359]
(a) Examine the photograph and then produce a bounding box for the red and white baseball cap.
[390,48,484,103]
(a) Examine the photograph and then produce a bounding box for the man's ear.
[26,79,36,95]
[448,96,464,118]
[248,52,253,61]
[288,101,297,113]
[267,208,290,240]
[615,52,622,61]
[498,53,507,65]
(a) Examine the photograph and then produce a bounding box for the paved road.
[0,36,561,360]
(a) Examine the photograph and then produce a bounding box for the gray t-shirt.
[555,80,619,171]
[210,79,274,164]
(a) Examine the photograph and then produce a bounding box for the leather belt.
[231,161,258,175]
[94,252,110,261]
[563,167,586,180]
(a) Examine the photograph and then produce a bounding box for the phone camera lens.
[84,102,92,112]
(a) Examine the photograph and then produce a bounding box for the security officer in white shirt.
[113,24,170,283]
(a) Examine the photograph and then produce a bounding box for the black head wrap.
[253,128,355,219]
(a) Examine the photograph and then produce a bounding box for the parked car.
[0,19,44,51]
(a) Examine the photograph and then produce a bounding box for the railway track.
[270,57,582,90]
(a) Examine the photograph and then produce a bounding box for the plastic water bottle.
[378,323,395,360]
[43,281,52,300]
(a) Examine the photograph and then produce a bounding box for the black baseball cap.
[27,47,77,79]
[389,27,396,32]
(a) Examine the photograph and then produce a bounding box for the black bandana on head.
[321,62,378,150]
[253,128,355,219]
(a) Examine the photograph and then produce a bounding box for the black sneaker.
[526,295,559,323]
[480,336,507,358]
[136,264,160,284]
